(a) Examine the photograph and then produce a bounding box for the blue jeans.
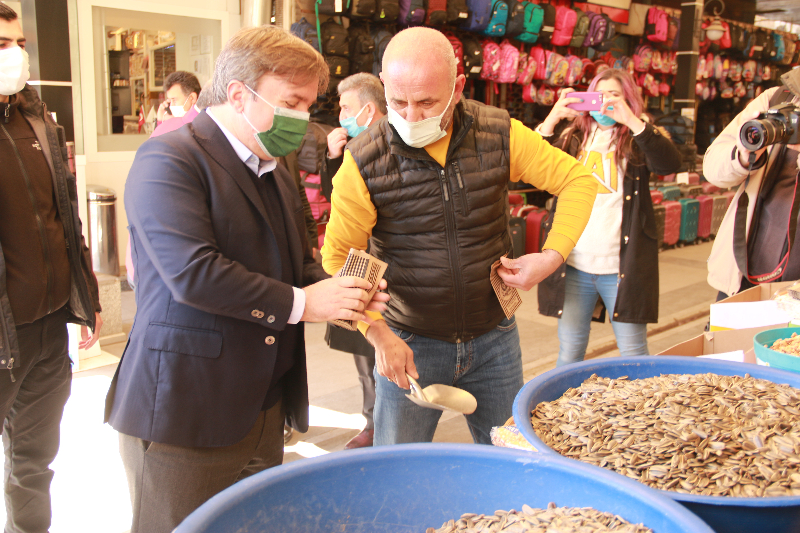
[557,265,649,367]
[373,317,523,446]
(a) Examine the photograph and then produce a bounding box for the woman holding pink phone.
[536,68,681,366]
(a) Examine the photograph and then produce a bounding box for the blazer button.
[558,310,563,315]
[620,273,625,278]
[265,336,275,345]
[561,272,566,277]
[625,195,631,201]
[251,309,264,318]
[614,312,619,317]
[267,315,275,323]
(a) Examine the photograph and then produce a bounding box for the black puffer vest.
[348,99,512,343]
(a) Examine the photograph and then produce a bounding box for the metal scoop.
[405,373,477,415]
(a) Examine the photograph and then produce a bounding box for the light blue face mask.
[340,104,372,138]
[590,106,616,127]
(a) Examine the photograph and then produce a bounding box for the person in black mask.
[0,5,103,532]
[105,26,388,533]
[704,67,800,298]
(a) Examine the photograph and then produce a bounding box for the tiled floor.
[1,241,718,533]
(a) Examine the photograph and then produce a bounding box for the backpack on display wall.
[350,0,376,18]
[516,2,543,43]
[446,0,470,23]
[326,56,350,78]
[505,0,528,38]
[482,0,509,37]
[582,12,607,48]
[530,46,547,80]
[320,19,349,56]
[550,5,577,46]
[462,33,485,78]
[374,0,400,21]
[371,26,393,76]
[462,0,493,32]
[425,0,447,25]
[443,32,465,76]
[644,7,668,43]
[480,39,502,81]
[348,24,375,74]
[570,8,589,48]
[398,0,426,26]
[592,14,616,52]
[517,47,537,85]
[317,0,350,16]
[290,18,320,52]
[547,53,569,87]
[497,40,520,83]
[537,3,556,45]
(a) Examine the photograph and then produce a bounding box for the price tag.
[335,0,343,12]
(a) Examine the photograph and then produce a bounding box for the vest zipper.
[6,358,15,382]
[440,166,465,341]
[452,161,470,216]
[1,122,55,315]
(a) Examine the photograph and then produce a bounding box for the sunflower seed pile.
[426,503,652,533]
[531,373,800,497]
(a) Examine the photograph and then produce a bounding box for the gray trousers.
[354,354,376,430]
[119,400,285,533]
[1,310,71,533]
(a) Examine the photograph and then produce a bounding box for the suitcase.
[658,186,681,201]
[653,204,666,250]
[662,200,682,246]
[710,194,727,236]
[511,205,537,217]
[678,197,700,243]
[722,190,736,208]
[525,208,549,254]
[659,173,676,182]
[688,172,701,184]
[701,181,719,194]
[679,184,703,198]
[696,195,713,239]
[509,193,524,206]
[650,189,664,205]
[509,217,526,258]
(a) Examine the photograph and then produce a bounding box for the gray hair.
[209,25,329,106]
[195,81,213,110]
[337,73,387,115]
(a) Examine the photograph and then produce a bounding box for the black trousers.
[1,309,71,533]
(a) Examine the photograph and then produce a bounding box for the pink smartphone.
[564,92,604,111]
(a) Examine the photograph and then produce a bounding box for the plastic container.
[174,444,714,533]
[754,327,800,373]
[512,356,800,533]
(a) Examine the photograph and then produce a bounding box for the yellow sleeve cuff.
[356,310,385,336]
[542,233,573,262]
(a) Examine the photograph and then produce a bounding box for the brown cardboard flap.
[658,325,780,363]
[716,281,795,305]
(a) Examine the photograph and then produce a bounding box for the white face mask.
[0,47,30,97]
[386,83,456,148]
[169,98,190,118]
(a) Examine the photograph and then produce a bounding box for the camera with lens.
[739,103,800,152]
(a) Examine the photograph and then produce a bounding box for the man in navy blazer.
[104,26,388,533]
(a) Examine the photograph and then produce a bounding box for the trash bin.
[87,185,120,276]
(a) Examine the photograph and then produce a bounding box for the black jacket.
[105,111,327,447]
[0,85,100,374]
[348,99,513,342]
[538,122,681,324]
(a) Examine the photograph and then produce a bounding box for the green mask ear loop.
[315,0,323,52]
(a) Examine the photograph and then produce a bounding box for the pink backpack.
[550,6,577,47]
[645,7,669,43]
[695,54,706,80]
[300,172,331,223]
[530,46,547,80]
[633,44,653,72]
[565,55,584,86]
[537,84,556,105]
[660,51,673,74]
[704,52,714,79]
[547,52,569,86]
[651,49,663,72]
[522,82,537,103]
[517,47,537,85]
[480,39,502,81]
[497,39,520,83]
[713,55,723,79]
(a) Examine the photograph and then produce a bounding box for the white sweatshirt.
[567,124,627,275]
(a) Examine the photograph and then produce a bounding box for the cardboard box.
[709,281,795,331]
[657,325,783,363]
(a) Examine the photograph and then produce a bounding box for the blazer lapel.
[190,112,271,225]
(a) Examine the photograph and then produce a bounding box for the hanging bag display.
[516,2,544,43]
[537,3,556,45]
[446,0,471,23]
[461,0,493,31]
[497,39,520,83]
[425,0,447,24]
[482,0,509,36]
[462,33,485,79]
[550,5,577,46]
[570,8,590,48]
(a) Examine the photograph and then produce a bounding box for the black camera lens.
[740,118,781,151]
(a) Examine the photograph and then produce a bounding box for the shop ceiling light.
[704,0,726,41]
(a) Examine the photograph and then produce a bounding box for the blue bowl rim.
[511,356,800,508]
[176,442,713,532]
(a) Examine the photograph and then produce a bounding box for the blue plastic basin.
[512,356,800,533]
[174,443,713,533]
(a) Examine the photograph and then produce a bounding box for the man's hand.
[497,249,564,291]
[302,276,388,323]
[157,101,172,123]
[79,313,103,350]
[365,320,418,390]
[327,127,349,159]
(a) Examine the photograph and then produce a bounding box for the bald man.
[321,28,598,446]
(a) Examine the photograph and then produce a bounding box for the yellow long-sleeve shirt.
[322,117,598,334]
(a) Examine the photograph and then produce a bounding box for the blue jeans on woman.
[373,316,523,446]
[556,265,649,367]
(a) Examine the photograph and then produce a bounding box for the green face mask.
[243,84,309,158]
